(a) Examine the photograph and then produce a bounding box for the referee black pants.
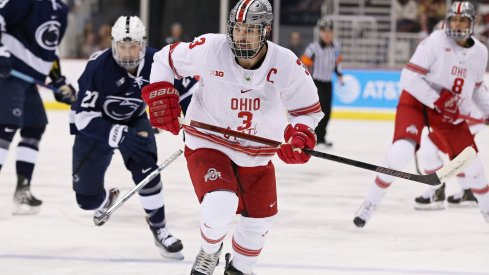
[314,80,332,143]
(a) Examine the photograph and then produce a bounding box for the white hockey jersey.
[150,34,323,166]
[400,30,489,122]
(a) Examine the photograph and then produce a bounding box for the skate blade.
[414,202,446,211]
[448,201,478,208]
[12,204,41,215]
[158,248,184,260]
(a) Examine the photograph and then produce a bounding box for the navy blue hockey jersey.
[0,0,68,81]
[71,48,197,141]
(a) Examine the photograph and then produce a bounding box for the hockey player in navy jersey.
[71,16,190,260]
[0,0,76,215]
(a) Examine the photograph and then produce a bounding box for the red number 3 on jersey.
[189,37,206,49]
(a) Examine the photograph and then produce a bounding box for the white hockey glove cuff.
[108,124,128,148]
[0,44,10,57]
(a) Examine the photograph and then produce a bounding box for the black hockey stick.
[94,149,183,226]
[183,120,476,186]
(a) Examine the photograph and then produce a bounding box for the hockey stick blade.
[435,146,476,183]
[183,120,476,185]
[94,149,183,226]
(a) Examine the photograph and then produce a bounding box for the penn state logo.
[103,96,144,121]
[35,21,62,50]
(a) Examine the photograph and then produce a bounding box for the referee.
[301,18,343,147]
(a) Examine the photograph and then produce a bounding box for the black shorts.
[72,118,158,195]
[0,77,48,127]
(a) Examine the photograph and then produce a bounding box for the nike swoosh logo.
[241,89,252,93]
[142,167,152,174]
[269,202,276,208]
[4,128,15,133]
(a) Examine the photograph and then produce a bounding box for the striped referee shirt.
[301,40,343,82]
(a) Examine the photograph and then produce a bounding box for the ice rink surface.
[0,111,488,275]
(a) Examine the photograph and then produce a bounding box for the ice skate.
[224,253,256,275]
[12,176,42,215]
[190,243,222,275]
[93,188,120,226]
[145,216,184,260]
[414,183,446,210]
[353,201,376,228]
[447,189,478,208]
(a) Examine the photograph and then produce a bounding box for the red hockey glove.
[141,81,181,135]
[434,88,460,123]
[277,123,316,164]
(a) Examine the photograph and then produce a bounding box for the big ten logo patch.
[209,70,224,78]
[204,168,222,182]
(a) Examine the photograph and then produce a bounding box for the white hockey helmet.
[111,16,147,70]
[445,1,475,41]
[226,0,273,59]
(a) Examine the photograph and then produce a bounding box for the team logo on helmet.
[35,21,61,50]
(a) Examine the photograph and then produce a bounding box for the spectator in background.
[301,18,343,148]
[97,24,112,49]
[418,0,446,34]
[288,31,305,57]
[80,23,99,58]
[395,0,420,32]
[164,22,188,45]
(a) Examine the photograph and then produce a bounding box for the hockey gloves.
[434,88,460,123]
[0,44,12,78]
[277,123,316,164]
[109,124,152,162]
[50,76,77,105]
[141,81,181,135]
[48,59,77,104]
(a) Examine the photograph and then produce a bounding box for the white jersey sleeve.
[473,83,489,118]
[150,34,213,83]
[399,33,440,108]
[281,55,323,128]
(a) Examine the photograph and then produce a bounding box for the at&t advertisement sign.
[333,69,401,109]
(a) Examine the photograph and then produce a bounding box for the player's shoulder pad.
[189,33,224,48]
[83,49,113,77]
[472,37,488,54]
[271,41,304,69]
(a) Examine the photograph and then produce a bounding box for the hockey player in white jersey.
[353,1,489,227]
[142,0,322,274]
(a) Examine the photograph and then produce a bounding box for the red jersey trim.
[288,102,322,116]
[169,42,183,79]
[405,62,429,75]
[183,126,277,157]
